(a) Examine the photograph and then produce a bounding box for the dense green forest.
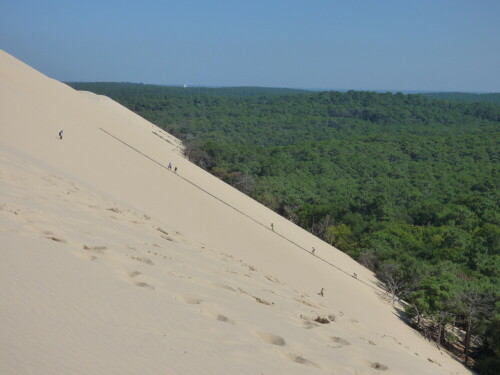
[68,83,499,372]
[422,92,500,104]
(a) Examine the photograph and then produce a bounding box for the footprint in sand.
[83,245,106,254]
[257,332,286,346]
[135,281,154,290]
[161,234,176,242]
[330,337,351,347]
[370,362,389,371]
[214,283,238,293]
[361,338,376,346]
[214,314,233,324]
[203,311,234,324]
[130,256,154,265]
[182,297,202,305]
[156,227,168,235]
[299,315,319,329]
[253,296,274,306]
[128,271,141,278]
[127,270,154,289]
[46,236,67,243]
[427,358,442,367]
[295,298,318,308]
[313,316,331,324]
[264,274,281,284]
[303,321,318,329]
[283,353,319,368]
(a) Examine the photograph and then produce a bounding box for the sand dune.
[0,49,473,374]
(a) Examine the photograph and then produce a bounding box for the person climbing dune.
[58,130,63,139]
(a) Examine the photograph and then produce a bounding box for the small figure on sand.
[318,288,326,297]
[174,166,178,173]
[271,223,274,231]
[168,162,172,170]
[58,130,63,139]
[312,247,316,255]
[353,272,358,279]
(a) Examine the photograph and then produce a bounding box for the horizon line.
[65,81,500,95]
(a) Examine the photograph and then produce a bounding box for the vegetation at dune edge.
[68,82,499,372]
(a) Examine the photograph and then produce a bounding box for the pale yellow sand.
[0,49,473,374]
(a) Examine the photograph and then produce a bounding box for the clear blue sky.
[1,0,499,92]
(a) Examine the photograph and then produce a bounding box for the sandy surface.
[0,49,473,374]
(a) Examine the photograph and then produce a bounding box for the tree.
[183,141,213,169]
[376,262,406,305]
[233,173,257,195]
[311,215,336,240]
[358,249,379,271]
[457,281,497,365]
[281,204,299,224]
[254,191,281,211]
[325,224,354,251]
[408,274,459,348]
[475,315,500,375]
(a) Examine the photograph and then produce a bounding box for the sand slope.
[0,49,473,374]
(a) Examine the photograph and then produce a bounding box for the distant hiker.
[168,162,172,170]
[58,130,63,139]
[312,247,316,255]
[353,272,358,279]
[174,166,178,173]
[318,288,325,297]
[271,223,274,231]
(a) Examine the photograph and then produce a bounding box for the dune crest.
[0,49,472,374]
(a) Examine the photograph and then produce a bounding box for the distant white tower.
[183,83,188,88]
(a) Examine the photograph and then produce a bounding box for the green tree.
[325,224,354,251]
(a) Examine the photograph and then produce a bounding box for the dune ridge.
[0,49,472,374]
